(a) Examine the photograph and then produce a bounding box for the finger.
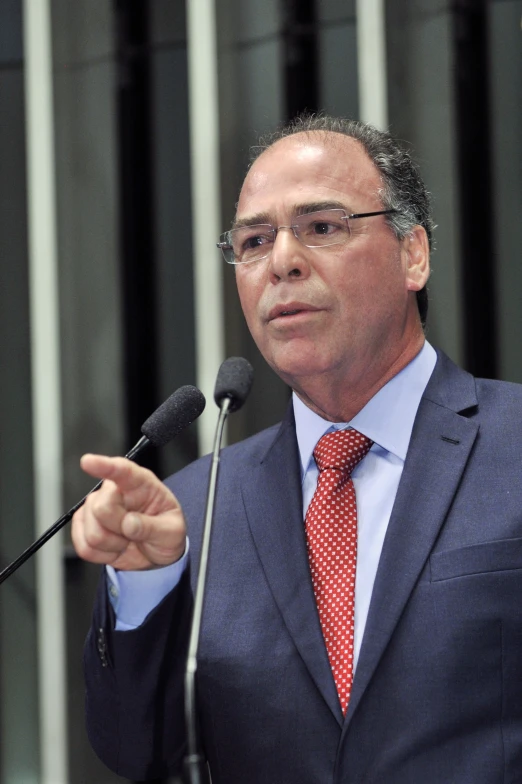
[82,479,129,535]
[81,455,176,518]
[82,508,130,554]
[120,509,187,566]
[71,508,126,566]
[80,453,121,479]
[81,455,159,496]
[109,543,160,571]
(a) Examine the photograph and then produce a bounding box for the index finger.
[80,454,157,494]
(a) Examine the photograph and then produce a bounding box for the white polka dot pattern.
[305,429,373,715]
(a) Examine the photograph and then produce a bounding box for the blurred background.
[0,0,520,781]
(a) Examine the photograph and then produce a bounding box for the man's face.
[234,132,427,392]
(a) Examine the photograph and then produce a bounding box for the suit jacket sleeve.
[84,564,193,780]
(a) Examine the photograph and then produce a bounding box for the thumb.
[121,510,186,566]
[121,512,144,540]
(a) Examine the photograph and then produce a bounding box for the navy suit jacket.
[85,351,522,782]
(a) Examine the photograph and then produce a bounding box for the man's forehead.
[236,131,381,218]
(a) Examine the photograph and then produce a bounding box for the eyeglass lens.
[222,209,350,265]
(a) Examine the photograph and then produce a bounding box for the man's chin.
[267,350,334,387]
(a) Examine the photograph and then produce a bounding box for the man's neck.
[291,333,426,423]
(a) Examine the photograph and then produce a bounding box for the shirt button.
[109,584,119,598]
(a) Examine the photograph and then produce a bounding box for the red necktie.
[305,429,373,715]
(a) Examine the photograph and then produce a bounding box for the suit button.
[97,627,108,668]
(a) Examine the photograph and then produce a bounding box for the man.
[73,116,522,783]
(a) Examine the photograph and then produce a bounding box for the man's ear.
[403,225,430,292]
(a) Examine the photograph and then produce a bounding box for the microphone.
[127,384,207,458]
[184,358,253,784]
[0,385,206,587]
[213,356,254,413]
[142,385,207,447]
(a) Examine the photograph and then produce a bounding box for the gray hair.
[250,115,433,325]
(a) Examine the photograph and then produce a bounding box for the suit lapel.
[240,353,480,728]
[241,406,344,725]
[345,353,479,726]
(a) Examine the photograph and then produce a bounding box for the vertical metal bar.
[356,0,388,129]
[186,0,225,455]
[22,0,68,781]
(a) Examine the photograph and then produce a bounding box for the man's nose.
[268,227,311,281]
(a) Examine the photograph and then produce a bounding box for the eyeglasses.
[217,208,398,265]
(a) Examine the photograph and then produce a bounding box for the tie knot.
[313,429,373,474]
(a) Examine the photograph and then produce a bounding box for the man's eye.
[240,232,273,252]
[244,235,267,249]
[310,221,338,235]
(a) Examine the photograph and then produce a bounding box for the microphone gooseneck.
[184,357,254,784]
[0,385,206,587]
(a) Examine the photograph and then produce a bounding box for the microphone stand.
[183,397,231,784]
[0,436,150,587]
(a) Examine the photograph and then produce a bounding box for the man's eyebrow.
[294,200,348,215]
[232,212,272,230]
[233,200,349,229]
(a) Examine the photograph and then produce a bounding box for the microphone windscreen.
[214,357,254,413]
[141,385,206,447]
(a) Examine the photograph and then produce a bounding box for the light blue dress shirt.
[108,341,437,658]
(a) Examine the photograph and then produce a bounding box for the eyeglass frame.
[217,208,399,265]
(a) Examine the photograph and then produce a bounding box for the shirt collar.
[293,341,437,477]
